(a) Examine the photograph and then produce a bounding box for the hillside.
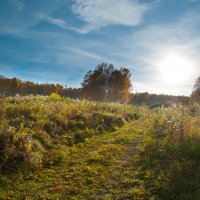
[0,96,200,199]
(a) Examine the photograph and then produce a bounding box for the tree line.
[0,62,199,105]
[81,63,191,105]
[130,92,190,106]
[0,75,81,99]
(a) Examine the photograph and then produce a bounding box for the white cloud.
[0,1,65,35]
[13,29,115,68]
[72,0,150,33]
[37,13,67,29]
[65,47,106,60]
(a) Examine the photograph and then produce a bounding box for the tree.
[0,75,81,99]
[81,63,132,103]
[191,76,200,103]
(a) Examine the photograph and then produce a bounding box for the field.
[0,95,200,199]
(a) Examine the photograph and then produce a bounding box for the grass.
[0,119,148,199]
[0,95,200,199]
[0,95,140,172]
[134,105,200,200]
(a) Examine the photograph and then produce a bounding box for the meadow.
[0,95,200,199]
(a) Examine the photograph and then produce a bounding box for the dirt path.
[45,119,148,199]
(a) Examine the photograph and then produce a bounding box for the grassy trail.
[1,118,149,200]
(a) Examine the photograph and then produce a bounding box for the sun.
[157,51,195,85]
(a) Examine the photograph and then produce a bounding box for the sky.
[0,0,200,95]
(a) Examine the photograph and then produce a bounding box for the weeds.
[0,96,200,199]
[135,107,200,199]
[0,95,140,172]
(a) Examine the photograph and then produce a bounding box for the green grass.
[0,96,200,199]
[0,119,148,199]
[0,95,140,172]
[134,106,200,200]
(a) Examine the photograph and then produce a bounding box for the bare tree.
[191,76,200,103]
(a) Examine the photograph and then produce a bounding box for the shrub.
[0,125,43,171]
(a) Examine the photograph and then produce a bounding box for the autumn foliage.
[0,75,81,98]
[81,63,132,103]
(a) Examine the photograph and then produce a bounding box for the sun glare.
[157,51,195,85]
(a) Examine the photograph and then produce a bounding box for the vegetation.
[0,62,193,106]
[81,63,132,103]
[0,94,200,199]
[0,95,139,173]
[0,75,81,98]
[191,76,200,103]
[0,70,200,199]
[134,105,200,199]
[130,92,190,106]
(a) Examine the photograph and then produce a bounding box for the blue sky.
[0,0,200,95]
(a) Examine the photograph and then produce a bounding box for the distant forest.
[0,75,81,99]
[130,92,189,106]
[0,74,189,106]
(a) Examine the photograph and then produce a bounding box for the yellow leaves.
[49,93,61,100]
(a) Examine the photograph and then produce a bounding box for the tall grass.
[0,95,140,172]
[0,95,200,199]
[135,106,200,199]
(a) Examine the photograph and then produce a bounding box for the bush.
[0,125,43,171]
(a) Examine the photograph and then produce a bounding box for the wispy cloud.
[0,1,65,35]
[1,0,200,95]
[71,0,151,33]
[8,28,113,69]
[37,13,67,29]
[65,47,106,60]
